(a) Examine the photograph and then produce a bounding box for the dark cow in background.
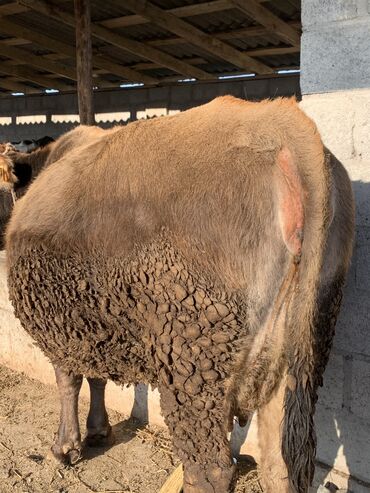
[6,97,354,493]
[11,136,54,153]
[0,126,107,248]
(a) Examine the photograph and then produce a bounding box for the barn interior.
[1,1,370,492]
[0,0,301,141]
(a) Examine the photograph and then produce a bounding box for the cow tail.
[281,149,333,493]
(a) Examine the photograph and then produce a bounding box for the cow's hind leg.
[160,383,236,493]
[257,375,290,493]
[51,366,83,464]
[85,377,114,447]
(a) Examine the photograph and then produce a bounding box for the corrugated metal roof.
[0,0,301,95]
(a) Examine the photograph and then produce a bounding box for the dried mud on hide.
[0,364,261,492]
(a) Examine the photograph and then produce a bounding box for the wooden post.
[74,0,94,125]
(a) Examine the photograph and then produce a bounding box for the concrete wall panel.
[301,0,370,94]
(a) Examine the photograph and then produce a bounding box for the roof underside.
[0,0,301,96]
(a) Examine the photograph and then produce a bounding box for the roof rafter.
[101,0,277,29]
[18,0,213,81]
[0,2,28,15]
[229,0,300,47]
[0,43,77,80]
[0,17,158,85]
[147,20,301,47]
[0,36,31,46]
[129,45,299,71]
[101,0,232,29]
[0,63,73,91]
[0,77,39,94]
[162,63,299,83]
[123,0,272,75]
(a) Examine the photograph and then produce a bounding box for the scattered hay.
[136,426,179,466]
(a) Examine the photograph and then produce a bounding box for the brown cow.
[6,96,354,493]
[0,126,107,248]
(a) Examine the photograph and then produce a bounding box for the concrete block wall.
[301,0,370,93]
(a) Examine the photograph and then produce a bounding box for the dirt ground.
[0,364,262,493]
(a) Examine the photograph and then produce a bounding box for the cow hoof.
[84,424,115,448]
[50,443,82,465]
[184,463,236,493]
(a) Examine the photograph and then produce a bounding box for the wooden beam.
[0,2,28,15]
[101,0,231,29]
[0,59,114,89]
[132,57,207,71]
[0,43,77,80]
[130,45,299,71]
[0,37,32,46]
[123,0,272,75]
[0,0,71,16]
[34,21,300,52]
[18,0,213,80]
[216,20,301,40]
[147,21,301,47]
[0,64,73,91]
[92,55,156,85]
[0,0,274,30]
[130,46,298,73]
[229,0,300,47]
[100,0,283,29]
[0,18,158,85]
[0,18,76,57]
[0,77,39,93]
[246,45,299,56]
[162,64,299,83]
[74,0,94,125]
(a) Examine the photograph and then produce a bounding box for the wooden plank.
[147,21,301,47]
[159,464,183,493]
[229,0,300,46]
[0,0,271,26]
[99,0,277,29]
[101,0,231,29]
[0,2,28,15]
[131,45,298,71]
[245,45,299,56]
[0,18,158,85]
[1,59,111,90]
[74,0,94,125]
[0,37,32,46]
[0,64,73,91]
[0,77,39,94]
[162,64,299,83]
[0,0,69,16]
[0,43,77,80]
[132,57,207,71]
[18,0,213,80]
[0,18,76,57]
[123,0,272,74]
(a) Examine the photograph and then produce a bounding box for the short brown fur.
[0,125,109,247]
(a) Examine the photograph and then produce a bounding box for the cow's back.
[6,96,323,292]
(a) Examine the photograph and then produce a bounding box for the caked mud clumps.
[8,240,247,492]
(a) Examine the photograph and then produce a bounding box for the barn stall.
[0,1,369,492]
